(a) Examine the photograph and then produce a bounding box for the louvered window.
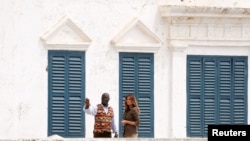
[119,53,154,137]
[187,55,248,137]
[48,50,85,137]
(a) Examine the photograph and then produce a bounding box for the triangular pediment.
[111,18,162,53]
[41,15,92,50]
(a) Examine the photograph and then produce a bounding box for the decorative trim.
[40,15,92,50]
[160,5,250,51]
[111,17,163,53]
[159,5,250,18]
[170,38,250,52]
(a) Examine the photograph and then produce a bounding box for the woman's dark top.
[123,107,140,137]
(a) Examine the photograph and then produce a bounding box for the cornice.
[159,5,250,18]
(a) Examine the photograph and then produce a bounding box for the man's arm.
[83,105,97,116]
[112,115,118,137]
[83,98,97,116]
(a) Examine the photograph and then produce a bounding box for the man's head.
[101,92,110,107]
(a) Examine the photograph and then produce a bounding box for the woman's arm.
[122,108,140,126]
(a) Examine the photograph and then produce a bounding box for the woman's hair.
[124,94,140,113]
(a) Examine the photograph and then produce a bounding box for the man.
[83,92,118,138]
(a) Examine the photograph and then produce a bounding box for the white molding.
[170,38,250,52]
[111,17,163,53]
[40,15,92,50]
[160,5,250,51]
[159,5,250,18]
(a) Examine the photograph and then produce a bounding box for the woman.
[122,94,140,138]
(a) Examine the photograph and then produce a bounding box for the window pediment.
[41,15,92,50]
[111,17,163,53]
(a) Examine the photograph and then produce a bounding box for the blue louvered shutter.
[218,58,232,124]
[48,50,85,137]
[187,56,247,137]
[232,58,247,123]
[203,57,217,136]
[119,53,154,138]
[187,56,203,137]
[218,57,248,124]
[137,54,154,137]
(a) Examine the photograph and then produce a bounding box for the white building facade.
[0,0,250,140]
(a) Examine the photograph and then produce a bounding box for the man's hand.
[114,132,118,138]
[84,98,90,109]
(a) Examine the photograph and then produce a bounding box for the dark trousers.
[93,131,111,138]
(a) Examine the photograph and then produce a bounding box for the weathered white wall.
[0,0,250,140]
[0,0,165,139]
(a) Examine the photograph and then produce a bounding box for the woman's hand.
[121,120,127,125]
[122,120,137,126]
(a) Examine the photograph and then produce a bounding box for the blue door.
[119,53,154,137]
[187,55,248,137]
[48,50,85,137]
